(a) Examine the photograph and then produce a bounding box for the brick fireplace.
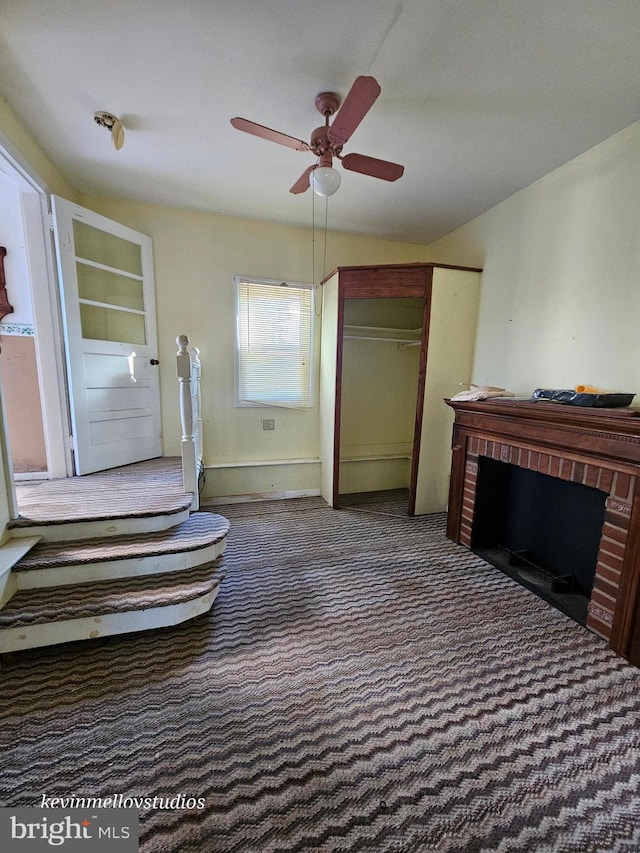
[445,398,640,665]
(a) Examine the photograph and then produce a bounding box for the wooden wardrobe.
[319,262,481,514]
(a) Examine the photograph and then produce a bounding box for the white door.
[51,197,162,475]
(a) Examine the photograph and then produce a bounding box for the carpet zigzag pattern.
[1,497,640,852]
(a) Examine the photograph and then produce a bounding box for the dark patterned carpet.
[1,497,640,852]
[339,488,411,517]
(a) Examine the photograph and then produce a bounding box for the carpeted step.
[0,562,225,654]
[11,458,194,542]
[11,512,230,590]
[8,493,194,543]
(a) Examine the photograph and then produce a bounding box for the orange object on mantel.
[575,384,608,393]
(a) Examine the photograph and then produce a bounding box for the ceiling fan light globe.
[310,166,341,197]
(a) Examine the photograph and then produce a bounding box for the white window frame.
[233,275,316,409]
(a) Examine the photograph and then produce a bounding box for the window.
[234,276,315,408]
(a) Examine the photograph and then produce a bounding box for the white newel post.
[176,335,199,510]
[191,346,203,469]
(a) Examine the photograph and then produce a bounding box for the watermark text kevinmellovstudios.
[39,794,205,811]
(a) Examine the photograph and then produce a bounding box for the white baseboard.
[201,488,321,506]
[205,458,320,469]
[14,471,49,481]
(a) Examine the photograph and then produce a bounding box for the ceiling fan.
[230,76,404,196]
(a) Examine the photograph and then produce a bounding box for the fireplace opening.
[471,456,607,626]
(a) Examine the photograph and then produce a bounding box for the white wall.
[0,171,34,326]
[426,120,640,398]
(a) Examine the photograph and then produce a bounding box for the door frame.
[328,265,431,513]
[0,133,73,484]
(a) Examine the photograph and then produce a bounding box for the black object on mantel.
[531,388,635,408]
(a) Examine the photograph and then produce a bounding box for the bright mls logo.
[0,808,138,850]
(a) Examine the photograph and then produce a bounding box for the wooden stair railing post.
[190,346,203,470]
[176,335,199,510]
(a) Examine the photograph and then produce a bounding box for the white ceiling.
[1,0,639,245]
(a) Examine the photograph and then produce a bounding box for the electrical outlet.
[262,419,275,431]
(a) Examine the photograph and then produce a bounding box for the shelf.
[76,256,143,282]
[340,454,412,463]
[79,298,145,315]
[343,325,421,345]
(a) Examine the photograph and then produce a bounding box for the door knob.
[150,358,160,365]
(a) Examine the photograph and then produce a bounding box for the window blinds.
[235,278,314,407]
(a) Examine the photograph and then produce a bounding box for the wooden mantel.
[445,397,640,666]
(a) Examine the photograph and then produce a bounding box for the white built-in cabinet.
[319,263,481,514]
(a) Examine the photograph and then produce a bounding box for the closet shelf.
[343,325,422,344]
[340,453,412,463]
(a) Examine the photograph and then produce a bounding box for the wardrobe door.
[319,270,341,506]
[413,268,481,514]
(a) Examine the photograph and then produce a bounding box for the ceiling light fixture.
[94,111,125,150]
[309,149,341,197]
[310,164,341,197]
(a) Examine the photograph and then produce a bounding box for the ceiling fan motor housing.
[314,92,340,117]
[310,126,342,158]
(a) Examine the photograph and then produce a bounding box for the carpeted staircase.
[0,458,229,654]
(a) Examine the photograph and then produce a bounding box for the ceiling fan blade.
[341,153,404,182]
[230,117,310,151]
[327,76,381,147]
[289,165,314,194]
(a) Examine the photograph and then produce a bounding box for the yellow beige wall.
[0,97,78,200]
[78,195,430,498]
[425,120,640,399]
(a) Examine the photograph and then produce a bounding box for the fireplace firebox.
[445,397,640,667]
[472,456,607,625]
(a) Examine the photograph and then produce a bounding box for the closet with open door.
[319,263,481,515]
